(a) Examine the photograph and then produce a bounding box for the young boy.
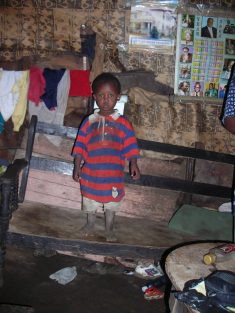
[72,73,140,242]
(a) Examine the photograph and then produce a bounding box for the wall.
[0,0,174,86]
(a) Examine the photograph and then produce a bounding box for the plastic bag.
[49,266,77,285]
[174,270,235,313]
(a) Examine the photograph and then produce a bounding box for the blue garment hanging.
[41,68,65,110]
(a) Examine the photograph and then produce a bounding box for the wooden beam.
[36,121,77,139]
[7,232,165,260]
[29,156,231,198]
[137,139,235,164]
[36,122,235,164]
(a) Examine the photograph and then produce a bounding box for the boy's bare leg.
[79,213,96,236]
[105,210,117,242]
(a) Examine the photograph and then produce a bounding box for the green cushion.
[168,204,234,241]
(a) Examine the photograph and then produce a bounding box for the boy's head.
[92,73,121,94]
[92,73,121,116]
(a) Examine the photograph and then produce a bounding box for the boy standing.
[72,73,140,242]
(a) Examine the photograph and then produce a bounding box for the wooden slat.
[36,122,235,163]
[25,170,81,210]
[7,201,202,259]
[7,232,165,260]
[25,169,179,221]
[36,121,77,139]
[137,139,235,164]
[29,156,232,198]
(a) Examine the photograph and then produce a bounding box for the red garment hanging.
[28,67,46,105]
[69,70,92,97]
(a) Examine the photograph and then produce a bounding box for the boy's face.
[93,83,120,116]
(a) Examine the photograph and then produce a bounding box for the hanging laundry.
[69,70,91,97]
[41,68,65,110]
[12,71,29,132]
[55,69,70,125]
[0,70,24,122]
[28,67,46,105]
[28,69,70,125]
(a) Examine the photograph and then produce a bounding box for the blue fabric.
[0,112,4,133]
[81,33,96,63]
[223,68,235,120]
[221,67,235,216]
[41,69,65,110]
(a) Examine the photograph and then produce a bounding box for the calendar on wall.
[175,14,235,99]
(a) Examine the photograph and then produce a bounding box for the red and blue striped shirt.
[72,110,140,203]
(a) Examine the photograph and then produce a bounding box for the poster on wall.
[129,2,177,54]
[175,14,235,98]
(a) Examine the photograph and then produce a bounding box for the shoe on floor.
[144,287,164,300]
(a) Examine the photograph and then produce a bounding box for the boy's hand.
[130,159,140,180]
[73,156,82,182]
[73,166,81,182]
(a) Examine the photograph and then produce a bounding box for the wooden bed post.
[0,181,12,286]
[0,115,37,286]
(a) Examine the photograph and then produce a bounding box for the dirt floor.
[0,246,170,313]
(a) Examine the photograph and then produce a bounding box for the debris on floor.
[49,266,77,285]
[141,275,167,292]
[134,261,164,279]
[144,287,164,301]
[0,304,34,313]
[1,246,167,313]
[141,275,166,301]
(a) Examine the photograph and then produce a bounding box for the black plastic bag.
[174,270,235,313]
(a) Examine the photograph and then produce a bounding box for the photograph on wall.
[175,14,235,98]
[129,2,177,54]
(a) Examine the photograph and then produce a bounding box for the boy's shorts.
[82,197,121,213]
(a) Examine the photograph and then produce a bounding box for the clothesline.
[0,68,92,133]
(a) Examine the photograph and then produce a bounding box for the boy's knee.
[82,197,101,213]
[104,201,120,212]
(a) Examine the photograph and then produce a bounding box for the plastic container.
[203,243,235,265]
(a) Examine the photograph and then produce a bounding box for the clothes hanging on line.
[0,70,29,125]
[41,68,66,110]
[69,70,91,97]
[28,67,46,105]
[28,69,70,125]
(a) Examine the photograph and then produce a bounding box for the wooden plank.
[29,156,232,198]
[137,139,235,164]
[29,153,187,177]
[7,201,202,259]
[123,184,179,222]
[36,121,77,139]
[31,133,74,162]
[115,71,174,95]
[125,174,232,198]
[25,170,81,210]
[25,169,179,221]
[35,122,235,163]
[7,232,164,260]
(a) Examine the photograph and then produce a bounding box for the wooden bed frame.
[0,115,234,285]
